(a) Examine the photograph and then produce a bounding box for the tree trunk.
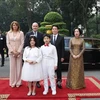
[26,0,32,30]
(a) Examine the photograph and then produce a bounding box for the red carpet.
[0,77,100,100]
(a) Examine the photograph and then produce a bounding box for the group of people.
[4,20,86,96]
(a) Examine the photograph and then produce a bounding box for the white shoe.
[32,92,36,96]
[52,91,56,95]
[27,91,31,96]
[43,90,48,95]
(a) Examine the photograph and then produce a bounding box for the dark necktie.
[53,36,56,45]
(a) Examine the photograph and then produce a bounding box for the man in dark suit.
[51,25,65,89]
[24,22,43,88]
[24,22,43,48]
[0,31,6,67]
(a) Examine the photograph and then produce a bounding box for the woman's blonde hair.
[10,21,20,32]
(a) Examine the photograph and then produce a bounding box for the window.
[84,39,92,48]
[92,40,100,48]
[64,38,70,50]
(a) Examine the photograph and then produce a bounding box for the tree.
[87,15,100,36]
[79,0,96,36]
[39,12,69,36]
[0,0,97,36]
[60,0,96,36]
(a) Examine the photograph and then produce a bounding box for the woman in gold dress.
[66,28,86,89]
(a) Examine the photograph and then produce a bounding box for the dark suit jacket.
[51,34,65,60]
[24,31,43,48]
[0,34,6,51]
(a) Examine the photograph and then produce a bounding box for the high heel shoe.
[27,91,32,96]
[11,85,15,88]
[32,92,36,96]
[16,85,20,88]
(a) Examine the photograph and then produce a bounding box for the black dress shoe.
[1,64,4,67]
[57,84,62,89]
[36,82,41,88]
[57,81,62,89]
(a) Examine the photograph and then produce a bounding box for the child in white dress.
[21,36,43,96]
[40,34,58,95]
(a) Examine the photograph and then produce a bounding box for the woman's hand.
[26,60,37,65]
[76,55,80,58]
[12,50,20,57]
[32,61,37,64]
[73,55,80,59]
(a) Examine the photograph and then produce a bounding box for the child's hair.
[43,34,51,39]
[28,36,37,47]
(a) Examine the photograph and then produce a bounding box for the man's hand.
[61,58,64,62]
[54,66,57,70]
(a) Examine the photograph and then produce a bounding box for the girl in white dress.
[21,36,43,96]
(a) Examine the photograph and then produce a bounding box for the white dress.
[21,46,43,82]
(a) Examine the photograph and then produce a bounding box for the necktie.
[34,32,36,37]
[44,44,49,46]
[53,36,56,45]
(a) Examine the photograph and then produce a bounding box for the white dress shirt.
[40,43,58,66]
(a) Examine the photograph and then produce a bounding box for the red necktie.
[44,44,49,46]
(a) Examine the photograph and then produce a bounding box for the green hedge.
[59,34,66,37]
[52,22,66,29]
[38,27,51,34]
[44,12,63,23]
[58,29,69,36]
[91,34,100,39]
[40,22,51,27]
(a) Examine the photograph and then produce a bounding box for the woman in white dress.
[21,36,43,96]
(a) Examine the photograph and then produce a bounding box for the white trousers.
[42,58,56,92]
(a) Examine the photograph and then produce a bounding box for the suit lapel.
[37,32,39,38]
[51,35,53,44]
[55,35,60,45]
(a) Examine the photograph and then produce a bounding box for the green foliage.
[39,11,69,36]
[87,15,100,36]
[58,29,69,36]
[91,34,100,39]
[38,27,51,34]
[52,22,66,29]
[44,12,63,23]
[59,34,66,37]
[40,22,51,27]
[0,0,96,36]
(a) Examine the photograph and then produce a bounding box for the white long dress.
[21,46,43,82]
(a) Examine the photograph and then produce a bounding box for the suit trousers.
[56,60,62,82]
[0,50,4,65]
[9,54,22,86]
